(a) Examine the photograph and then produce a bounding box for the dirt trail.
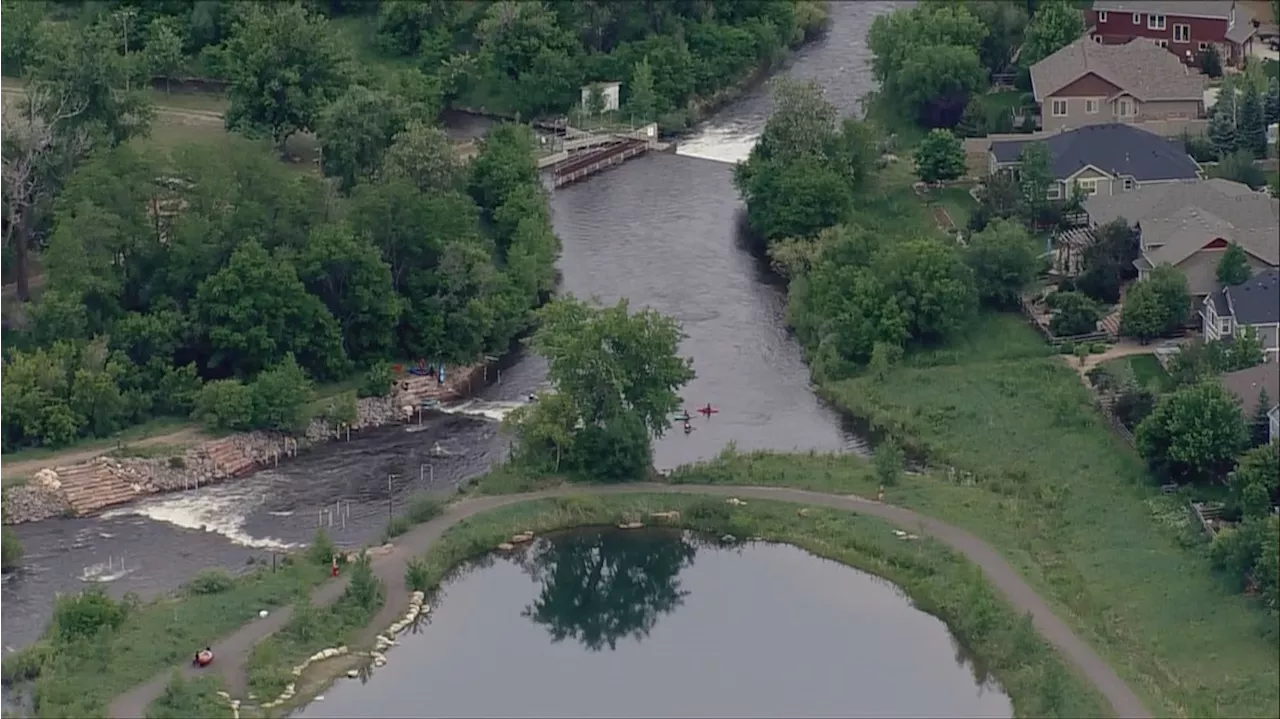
[1,86,225,126]
[107,484,1151,719]
[1064,340,1157,384]
[2,427,209,478]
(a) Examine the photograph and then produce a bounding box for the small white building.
[581,81,621,114]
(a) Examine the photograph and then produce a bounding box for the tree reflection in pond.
[518,530,698,651]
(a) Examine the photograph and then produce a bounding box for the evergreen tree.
[1252,388,1273,447]
[1265,76,1280,127]
[1199,45,1223,78]
[1238,83,1268,159]
[1216,243,1251,286]
[1208,103,1238,158]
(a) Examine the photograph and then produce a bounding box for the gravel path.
[107,484,1151,719]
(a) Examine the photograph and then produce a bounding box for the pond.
[293,529,1012,719]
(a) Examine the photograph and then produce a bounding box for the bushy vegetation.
[2,526,23,572]
[0,558,327,717]
[245,551,385,700]
[147,673,234,719]
[3,28,558,449]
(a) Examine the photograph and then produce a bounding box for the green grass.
[976,90,1028,124]
[1,561,328,718]
[671,315,1277,718]
[146,673,234,719]
[400,493,1109,718]
[1102,354,1171,393]
[926,184,979,231]
[0,416,192,468]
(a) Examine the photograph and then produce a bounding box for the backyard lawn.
[1101,353,1172,392]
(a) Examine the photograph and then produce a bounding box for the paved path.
[1064,340,1157,385]
[3,427,210,479]
[107,484,1151,719]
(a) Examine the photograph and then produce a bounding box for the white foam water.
[102,480,295,551]
[79,557,138,583]
[675,125,760,165]
[438,399,528,423]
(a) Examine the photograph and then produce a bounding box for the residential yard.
[925,184,979,233]
[678,313,1280,719]
[1101,353,1173,392]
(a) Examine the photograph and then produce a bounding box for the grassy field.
[0,562,328,718]
[1,416,194,470]
[925,184,979,231]
[380,493,1109,718]
[671,314,1280,718]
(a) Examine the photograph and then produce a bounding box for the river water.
[294,529,1011,719]
[1,2,896,651]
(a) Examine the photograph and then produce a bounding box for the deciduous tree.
[143,16,184,93]
[965,218,1039,308]
[627,57,657,123]
[1135,381,1250,483]
[1020,0,1084,69]
[1120,265,1190,342]
[224,3,351,151]
[1216,242,1252,286]
[380,120,461,194]
[915,129,966,183]
[316,85,408,191]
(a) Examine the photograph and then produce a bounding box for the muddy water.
[2,1,894,651]
[294,530,1012,719]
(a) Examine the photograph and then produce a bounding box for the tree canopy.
[507,296,695,481]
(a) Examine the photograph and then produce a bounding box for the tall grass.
[146,672,233,719]
[406,494,1109,719]
[771,314,1278,718]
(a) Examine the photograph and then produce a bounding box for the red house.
[1087,0,1259,67]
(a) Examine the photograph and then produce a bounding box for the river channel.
[1,2,896,651]
[294,529,1012,719]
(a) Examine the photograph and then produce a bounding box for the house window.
[1148,14,1166,30]
[1199,42,1209,51]
[1094,35,1103,43]
[1157,39,1169,48]
[1117,98,1134,116]
[1220,318,1233,334]
[1097,10,1108,22]
[1173,24,1190,42]
[1132,12,1142,24]
[1122,177,1134,190]
[1074,178,1099,196]
[1051,99,1068,117]
[1085,99,1099,114]
[1047,184,1062,200]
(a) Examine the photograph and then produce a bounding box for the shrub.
[2,525,24,572]
[384,515,412,541]
[192,379,254,431]
[0,640,53,683]
[51,587,128,643]
[185,568,237,595]
[404,496,444,524]
[404,557,430,592]
[249,354,314,432]
[357,361,394,398]
[343,552,382,612]
[874,438,904,487]
[306,529,338,566]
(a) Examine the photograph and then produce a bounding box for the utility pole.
[387,474,398,522]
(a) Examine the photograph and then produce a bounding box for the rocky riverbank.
[1,364,488,525]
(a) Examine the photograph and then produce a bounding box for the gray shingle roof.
[1085,179,1280,265]
[1092,1,1232,18]
[990,124,1200,181]
[1220,362,1280,412]
[1030,36,1205,102]
[1226,269,1280,325]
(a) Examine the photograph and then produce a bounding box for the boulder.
[497,542,515,551]
[33,468,61,491]
[510,533,532,544]
[617,521,644,530]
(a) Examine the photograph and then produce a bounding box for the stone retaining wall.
[2,363,487,524]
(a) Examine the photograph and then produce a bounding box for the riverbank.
[664,314,1280,719]
[0,363,488,525]
[83,482,1146,719]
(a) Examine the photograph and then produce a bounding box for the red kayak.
[697,404,719,415]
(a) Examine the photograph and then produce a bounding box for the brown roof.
[1221,363,1280,411]
[1085,179,1280,266]
[1030,36,1205,102]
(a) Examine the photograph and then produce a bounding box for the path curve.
[107,484,1151,719]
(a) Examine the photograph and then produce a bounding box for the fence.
[1018,297,1109,347]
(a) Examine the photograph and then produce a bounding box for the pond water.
[293,530,1012,719]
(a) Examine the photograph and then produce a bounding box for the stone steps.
[59,461,149,516]
[202,437,259,479]
[1100,311,1122,338]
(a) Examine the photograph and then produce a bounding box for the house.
[989,124,1201,199]
[1220,361,1280,442]
[1029,35,1207,133]
[1084,179,1280,298]
[1088,0,1259,68]
[1203,269,1280,359]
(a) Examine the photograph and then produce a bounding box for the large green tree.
[1135,381,1250,483]
[509,296,694,480]
[316,85,409,191]
[1020,0,1085,69]
[965,218,1039,309]
[224,3,351,151]
[1120,265,1190,342]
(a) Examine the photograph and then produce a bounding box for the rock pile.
[2,483,71,523]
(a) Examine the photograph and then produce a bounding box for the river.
[294,529,1011,718]
[1,1,896,652]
